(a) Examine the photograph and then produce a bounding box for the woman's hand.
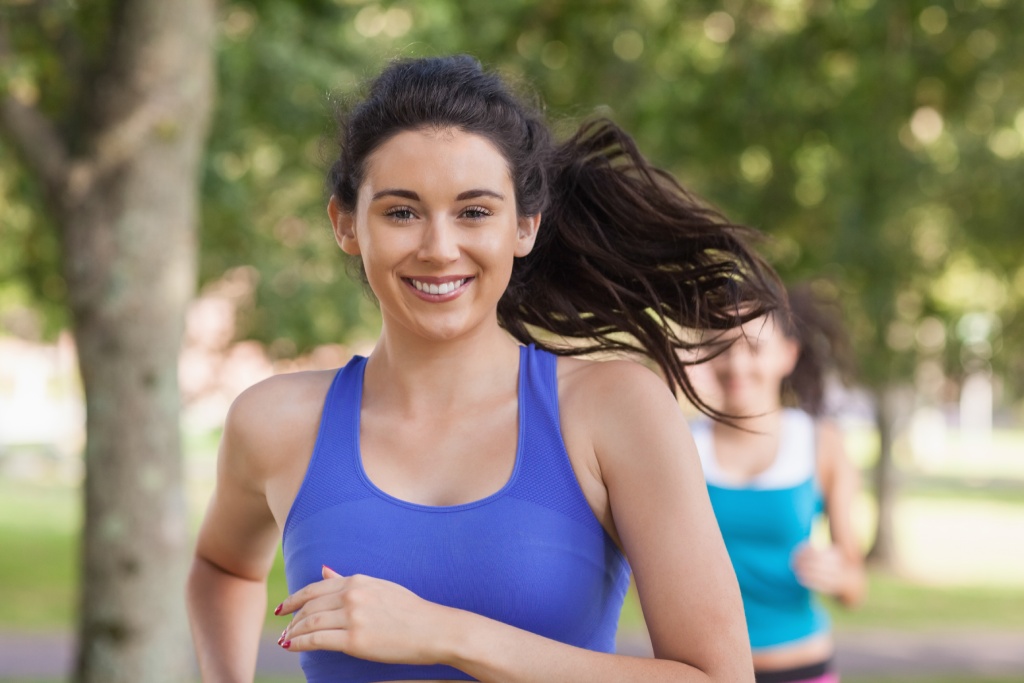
[276,566,453,663]
[791,543,852,597]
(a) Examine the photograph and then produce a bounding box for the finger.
[797,568,839,594]
[285,606,352,640]
[795,572,826,592]
[282,628,351,653]
[289,588,352,629]
[791,552,816,574]
[322,564,344,579]
[276,573,346,616]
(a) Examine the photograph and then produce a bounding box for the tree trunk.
[51,3,214,681]
[866,385,904,568]
[68,6,218,679]
[68,176,198,681]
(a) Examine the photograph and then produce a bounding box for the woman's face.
[701,315,799,415]
[329,127,540,344]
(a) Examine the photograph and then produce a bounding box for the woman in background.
[689,285,866,683]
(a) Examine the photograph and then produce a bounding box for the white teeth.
[410,278,465,295]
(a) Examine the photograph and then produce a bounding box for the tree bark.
[2,1,215,681]
[866,385,905,568]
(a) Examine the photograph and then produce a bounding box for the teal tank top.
[692,410,830,650]
[282,345,631,682]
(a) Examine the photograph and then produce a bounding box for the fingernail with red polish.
[273,603,283,616]
[281,640,291,649]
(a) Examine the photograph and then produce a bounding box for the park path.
[1,629,1022,679]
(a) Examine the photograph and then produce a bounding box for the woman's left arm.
[793,420,867,607]
[277,361,753,682]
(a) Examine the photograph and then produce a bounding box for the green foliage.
[200,0,1024,392]
[4,0,1023,392]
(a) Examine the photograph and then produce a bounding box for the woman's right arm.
[187,388,285,683]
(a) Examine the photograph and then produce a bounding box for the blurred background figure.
[688,284,864,683]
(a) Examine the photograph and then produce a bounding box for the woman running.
[187,54,784,682]
[689,285,866,683]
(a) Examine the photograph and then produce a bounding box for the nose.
[417,216,460,264]
[715,339,751,376]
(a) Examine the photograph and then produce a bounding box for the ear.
[514,213,542,258]
[328,195,360,255]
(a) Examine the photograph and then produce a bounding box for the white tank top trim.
[692,409,817,490]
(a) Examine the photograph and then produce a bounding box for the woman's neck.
[364,320,522,415]
[715,405,785,440]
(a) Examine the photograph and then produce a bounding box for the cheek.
[465,225,520,268]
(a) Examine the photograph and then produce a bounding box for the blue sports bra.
[282,344,631,682]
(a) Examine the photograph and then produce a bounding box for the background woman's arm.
[794,419,867,607]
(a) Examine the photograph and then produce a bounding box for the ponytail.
[498,118,785,418]
[331,56,785,418]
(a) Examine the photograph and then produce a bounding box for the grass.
[830,570,1024,631]
[1,478,1022,683]
[614,569,1024,637]
[4,475,1024,634]
[0,481,78,629]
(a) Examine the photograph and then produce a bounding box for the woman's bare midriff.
[751,632,833,671]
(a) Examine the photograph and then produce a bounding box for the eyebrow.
[370,188,505,202]
[456,189,505,201]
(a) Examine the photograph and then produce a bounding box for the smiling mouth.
[404,277,472,296]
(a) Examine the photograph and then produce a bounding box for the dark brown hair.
[328,55,784,417]
[777,284,854,416]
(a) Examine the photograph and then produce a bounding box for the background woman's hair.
[777,283,855,416]
[328,54,785,418]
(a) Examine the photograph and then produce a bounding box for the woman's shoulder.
[229,369,338,425]
[222,369,339,476]
[557,355,673,408]
[556,355,688,448]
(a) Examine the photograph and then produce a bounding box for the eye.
[460,205,493,220]
[384,206,417,222]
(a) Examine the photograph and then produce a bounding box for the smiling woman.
[329,128,537,346]
[186,55,785,683]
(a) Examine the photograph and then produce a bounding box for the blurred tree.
[0,1,215,681]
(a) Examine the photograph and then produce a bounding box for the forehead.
[726,314,782,345]
[360,127,513,199]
